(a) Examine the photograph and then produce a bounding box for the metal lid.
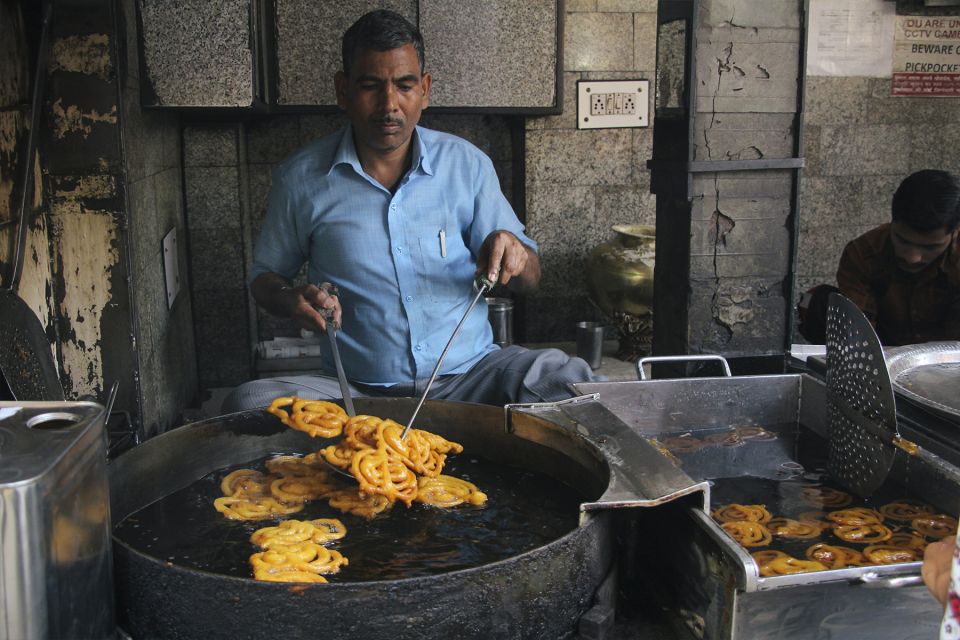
[0,401,105,484]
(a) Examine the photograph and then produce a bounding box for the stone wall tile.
[859,176,901,226]
[138,0,254,107]
[698,96,798,113]
[800,176,865,227]
[525,183,597,296]
[568,0,598,10]
[565,12,634,71]
[817,125,911,176]
[909,123,960,172]
[694,126,794,162]
[183,126,238,167]
[598,0,656,11]
[803,77,869,126]
[595,186,656,226]
[188,226,243,291]
[691,195,791,221]
[690,217,790,258]
[275,0,414,106]
[527,129,633,185]
[424,0,557,108]
[631,129,654,188]
[690,171,794,199]
[299,114,349,143]
[690,247,789,279]
[803,124,822,177]
[527,72,581,131]
[126,176,159,281]
[184,165,240,230]
[246,117,303,164]
[700,0,801,30]
[794,225,870,278]
[634,12,658,71]
[695,41,798,106]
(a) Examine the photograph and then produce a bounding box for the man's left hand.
[478,230,541,291]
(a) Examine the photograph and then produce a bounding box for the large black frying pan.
[0,2,60,401]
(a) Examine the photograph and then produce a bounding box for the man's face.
[334,44,431,158]
[890,222,958,273]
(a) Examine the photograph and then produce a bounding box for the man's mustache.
[374,116,404,125]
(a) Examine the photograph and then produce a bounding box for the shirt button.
[390,204,397,210]
[415,345,422,351]
[406,295,413,302]
[396,246,402,253]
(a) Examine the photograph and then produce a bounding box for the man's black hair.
[892,169,960,232]
[341,10,425,77]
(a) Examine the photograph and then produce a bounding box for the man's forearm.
[251,273,297,317]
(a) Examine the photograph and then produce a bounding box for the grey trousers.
[220,345,605,414]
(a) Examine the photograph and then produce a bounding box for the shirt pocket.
[406,193,471,302]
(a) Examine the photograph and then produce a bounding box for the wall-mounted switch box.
[577,80,650,129]
[162,228,181,309]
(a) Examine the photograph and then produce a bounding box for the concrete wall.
[118,0,197,436]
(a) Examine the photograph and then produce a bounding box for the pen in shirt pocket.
[439,228,447,258]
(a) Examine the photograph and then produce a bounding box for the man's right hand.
[251,274,342,333]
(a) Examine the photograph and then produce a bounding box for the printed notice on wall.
[807,0,895,77]
[892,15,960,97]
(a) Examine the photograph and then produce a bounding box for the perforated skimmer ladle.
[825,293,960,496]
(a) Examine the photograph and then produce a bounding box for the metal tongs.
[400,272,497,439]
[316,282,355,417]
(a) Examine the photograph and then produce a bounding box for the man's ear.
[334,70,348,110]
[420,72,432,109]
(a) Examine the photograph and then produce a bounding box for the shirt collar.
[329,125,434,177]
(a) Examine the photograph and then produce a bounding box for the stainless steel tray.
[887,341,960,422]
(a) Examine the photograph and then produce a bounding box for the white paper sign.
[892,15,960,97]
[807,0,896,77]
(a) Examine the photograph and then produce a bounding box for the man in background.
[798,169,960,345]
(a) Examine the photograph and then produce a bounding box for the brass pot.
[586,224,655,318]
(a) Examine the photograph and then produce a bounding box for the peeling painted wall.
[49,176,120,396]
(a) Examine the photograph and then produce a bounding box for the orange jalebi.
[712,504,772,524]
[767,518,822,539]
[833,524,893,544]
[799,487,852,508]
[862,544,920,564]
[912,514,958,539]
[879,500,935,522]
[826,507,884,526]
[805,543,863,569]
[760,555,827,576]
[417,475,488,507]
[721,521,772,547]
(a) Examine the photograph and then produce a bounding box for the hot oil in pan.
[113,454,584,582]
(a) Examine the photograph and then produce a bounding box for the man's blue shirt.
[250,125,538,386]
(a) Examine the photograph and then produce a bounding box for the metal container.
[110,396,706,639]
[0,401,114,640]
[574,372,957,640]
[485,297,513,346]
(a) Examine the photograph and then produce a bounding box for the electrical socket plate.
[162,227,180,309]
[577,80,650,130]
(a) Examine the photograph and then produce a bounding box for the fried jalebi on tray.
[712,504,772,524]
[862,544,921,564]
[751,550,787,566]
[887,532,928,550]
[878,500,935,522]
[221,469,272,497]
[249,544,348,583]
[721,521,772,547]
[805,543,863,569]
[417,475,488,507]
[912,514,958,539]
[826,507,884,526]
[767,518,822,539]
[266,397,348,438]
[213,495,305,520]
[251,518,347,549]
[833,523,893,543]
[799,487,853,508]
[270,474,339,503]
[760,555,827,576]
[327,488,394,520]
